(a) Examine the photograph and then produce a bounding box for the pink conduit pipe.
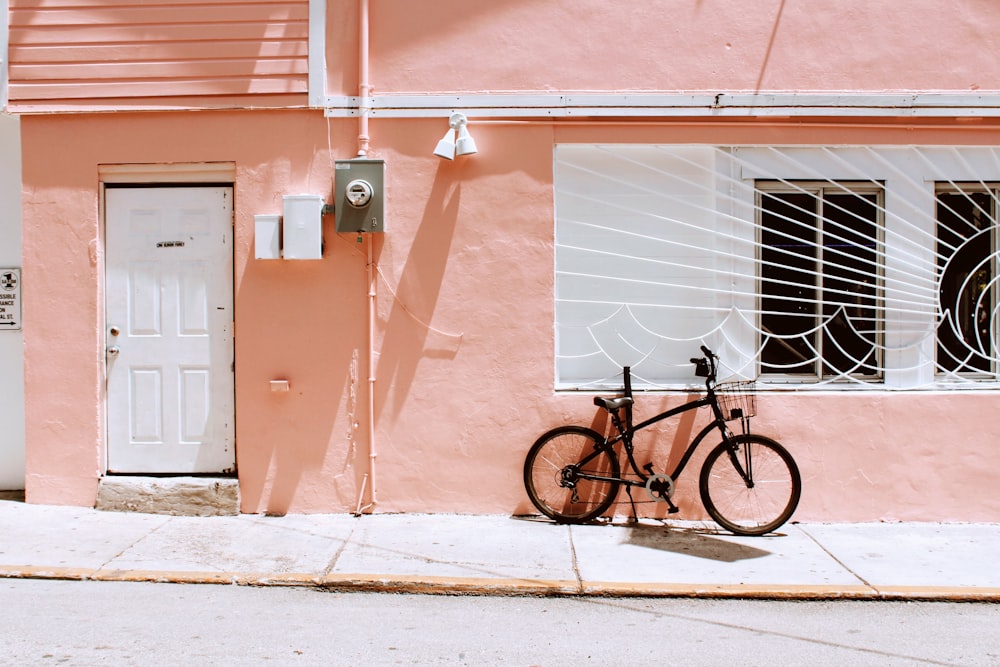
[354,0,377,515]
[360,235,378,514]
[356,0,371,158]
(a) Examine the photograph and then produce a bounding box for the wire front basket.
[715,380,757,421]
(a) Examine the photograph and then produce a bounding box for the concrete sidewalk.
[1,499,998,600]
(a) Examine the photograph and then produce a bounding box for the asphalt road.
[3,578,998,665]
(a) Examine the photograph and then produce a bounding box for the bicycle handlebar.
[690,345,716,363]
[690,346,719,383]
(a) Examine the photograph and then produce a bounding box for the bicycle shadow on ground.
[620,523,773,563]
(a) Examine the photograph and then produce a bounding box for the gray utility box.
[334,158,385,233]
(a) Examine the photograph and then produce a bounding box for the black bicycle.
[523,347,801,536]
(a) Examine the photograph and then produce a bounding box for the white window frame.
[755,180,885,383]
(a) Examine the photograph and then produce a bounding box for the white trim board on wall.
[321,93,1000,119]
[98,162,237,184]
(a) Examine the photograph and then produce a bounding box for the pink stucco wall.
[328,0,1000,96]
[20,109,1000,522]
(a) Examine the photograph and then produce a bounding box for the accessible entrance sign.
[0,269,21,330]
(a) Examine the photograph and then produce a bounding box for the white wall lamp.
[433,113,478,160]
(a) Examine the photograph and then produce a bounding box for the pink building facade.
[5,1,1000,521]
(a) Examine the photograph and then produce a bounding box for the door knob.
[107,346,120,357]
[109,326,121,337]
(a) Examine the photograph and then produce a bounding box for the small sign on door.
[0,268,21,331]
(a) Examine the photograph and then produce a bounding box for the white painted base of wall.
[0,336,23,489]
[0,114,25,491]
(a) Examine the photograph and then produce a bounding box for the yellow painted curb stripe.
[3,565,999,600]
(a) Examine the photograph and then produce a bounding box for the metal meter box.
[335,159,385,233]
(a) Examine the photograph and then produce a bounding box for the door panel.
[105,186,234,473]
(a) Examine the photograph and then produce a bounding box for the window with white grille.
[554,145,1000,390]
[757,182,883,381]
[936,185,999,378]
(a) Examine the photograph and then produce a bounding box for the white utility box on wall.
[254,214,281,260]
[282,194,324,260]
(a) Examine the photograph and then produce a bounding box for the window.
[554,145,1000,390]
[758,183,882,381]
[936,186,997,377]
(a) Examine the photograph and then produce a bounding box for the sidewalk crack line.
[568,526,584,593]
[98,515,173,573]
[797,525,874,589]
[322,517,360,577]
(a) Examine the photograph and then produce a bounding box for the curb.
[3,565,1000,601]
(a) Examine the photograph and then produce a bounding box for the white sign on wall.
[0,269,21,331]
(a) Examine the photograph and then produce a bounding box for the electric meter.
[345,179,374,208]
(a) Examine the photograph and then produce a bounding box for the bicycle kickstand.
[624,485,639,523]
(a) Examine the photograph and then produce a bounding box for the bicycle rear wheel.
[699,434,801,536]
[523,426,621,524]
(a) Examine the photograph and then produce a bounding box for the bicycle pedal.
[643,463,655,474]
[668,506,680,514]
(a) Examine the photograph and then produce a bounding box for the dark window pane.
[759,185,882,380]
[937,191,994,374]
[821,193,880,376]
[760,192,817,374]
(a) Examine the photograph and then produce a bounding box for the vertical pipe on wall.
[354,0,376,514]
[365,235,378,511]
[357,0,371,157]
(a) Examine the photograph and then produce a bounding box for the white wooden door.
[105,187,235,473]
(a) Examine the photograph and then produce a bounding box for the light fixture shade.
[433,129,456,160]
[455,125,478,156]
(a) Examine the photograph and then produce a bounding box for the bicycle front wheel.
[699,434,801,536]
[523,426,620,524]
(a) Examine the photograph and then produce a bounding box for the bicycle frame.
[573,358,744,492]
[619,397,729,486]
[575,396,731,490]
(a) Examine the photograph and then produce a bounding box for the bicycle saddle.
[594,396,634,411]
